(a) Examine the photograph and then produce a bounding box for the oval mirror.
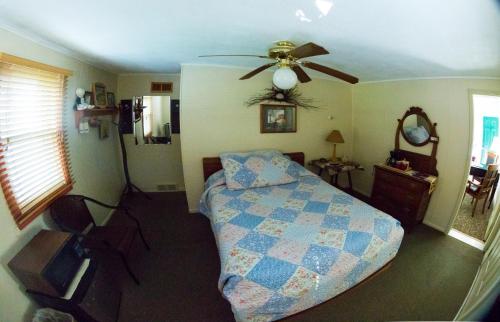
[402,114,431,146]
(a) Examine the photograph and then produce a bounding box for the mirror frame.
[400,109,433,147]
[395,106,439,163]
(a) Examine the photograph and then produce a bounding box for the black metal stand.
[115,116,150,201]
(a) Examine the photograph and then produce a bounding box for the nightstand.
[309,159,364,189]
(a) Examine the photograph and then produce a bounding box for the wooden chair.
[49,195,150,285]
[463,164,498,216]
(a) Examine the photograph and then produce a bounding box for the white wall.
[0,28,123,322]
[352,79,500,232]
[180,65,353,212]
[117,74,184,191]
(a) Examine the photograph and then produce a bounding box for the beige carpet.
[452,194,492,240]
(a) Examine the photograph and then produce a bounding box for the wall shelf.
[74,108,117,128]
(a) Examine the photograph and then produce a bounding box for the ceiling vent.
[151,82,173,93]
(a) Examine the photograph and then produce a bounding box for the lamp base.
[331,144,337,162]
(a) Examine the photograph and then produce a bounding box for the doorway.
[450,93,500,248]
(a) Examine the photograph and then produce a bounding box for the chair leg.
[119,253,140,285]
[472,198,478,217]
[482,197,487,214]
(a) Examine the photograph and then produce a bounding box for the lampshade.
[326,130,344,143]
[273,67,298,90]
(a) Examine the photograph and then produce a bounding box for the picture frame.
[92,82,107,108]
[106,92,116,108]
[84,91,93,105]
[260,104,297,133]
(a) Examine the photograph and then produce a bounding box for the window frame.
[0,52,73,229]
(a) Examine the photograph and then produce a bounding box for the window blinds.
[0,53,73,229]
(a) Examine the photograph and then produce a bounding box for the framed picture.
[92,82,107,108]
[106,92,116,108]
[260,104,297,133]
[84,91,93,105]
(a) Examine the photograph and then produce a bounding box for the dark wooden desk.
[470,164,499,209]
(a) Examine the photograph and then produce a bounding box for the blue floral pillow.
[220,152,299,190]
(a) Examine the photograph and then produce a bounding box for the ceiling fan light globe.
[273,67,298,90]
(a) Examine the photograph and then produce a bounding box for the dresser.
[372,164,437,231]
[372,107,439,232]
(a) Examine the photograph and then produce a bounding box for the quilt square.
[255,218,290,237]
[331,194,354,205]
[278,181,300,190]
[296,183,316,192]
[259,195,287,208]
[269,187,293,198]
[246,256,297,290]
[283,198,307,211]
[237,232,278,254]
[327,251,360,279]
[302,244,340,275]
[224,247,264,276]
[239,190,262,203]
[348,214,374,233]
[267,238,309,265]
[321,215,350,230]
[309,192,334,203]
[374,218,393,241]
[343,231,373,257]
[221,189,245,197]
[214,208,241,224]
[290,190,313,200]
[259,294,298,313]
[225,199,253,211]
[295,212,325,226]
[233,168,258,187]
[246,204,274,217]
[283,224,320,243]
[218,223,251,256]
[280,266,320,298]
[313,228,346,249]
[362,235,385,261]
[327,203,352,216]
[230,212,265,229]
[270,208,299,222]
[303,201,330,213]
[346,259,371,284]
[225,279,274,311]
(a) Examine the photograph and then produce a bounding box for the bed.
[200,152,404,321]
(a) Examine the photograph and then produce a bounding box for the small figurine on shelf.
[75,88,95,111]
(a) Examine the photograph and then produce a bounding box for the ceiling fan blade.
[301,61,359,84]
[287,42,329,59]
[240,62,277,80]
[291,65,312,83]
[198,54,272,59]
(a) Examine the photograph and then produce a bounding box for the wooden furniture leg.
[472,198,478,217]
[347,171,353,189]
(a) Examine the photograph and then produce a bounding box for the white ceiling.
[0,0,499,81]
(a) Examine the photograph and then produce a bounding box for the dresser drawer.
[375,168,427,193]
[373,180,421,210]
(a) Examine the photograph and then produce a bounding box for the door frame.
[446,89,500,234]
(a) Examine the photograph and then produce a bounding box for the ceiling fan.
[199,40,358,89]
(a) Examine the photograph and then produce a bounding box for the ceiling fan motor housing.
[268,41,296,59]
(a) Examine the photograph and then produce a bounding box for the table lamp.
[326,130,344,161]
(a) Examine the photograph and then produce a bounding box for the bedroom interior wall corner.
[351,78,500,233]
[180,65,353,211]
[116,73,185,192]
[0,27,123,322]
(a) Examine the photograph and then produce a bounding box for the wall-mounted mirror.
[402,114,431,145]
[399,107,436,147]
[134,96,172,145]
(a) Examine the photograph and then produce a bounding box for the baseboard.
[422,219,446,233]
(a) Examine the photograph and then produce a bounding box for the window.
[0,53,73,229]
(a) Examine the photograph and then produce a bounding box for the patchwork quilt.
[200,166,404,322]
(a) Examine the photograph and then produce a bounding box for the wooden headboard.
[202,152,305,181]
